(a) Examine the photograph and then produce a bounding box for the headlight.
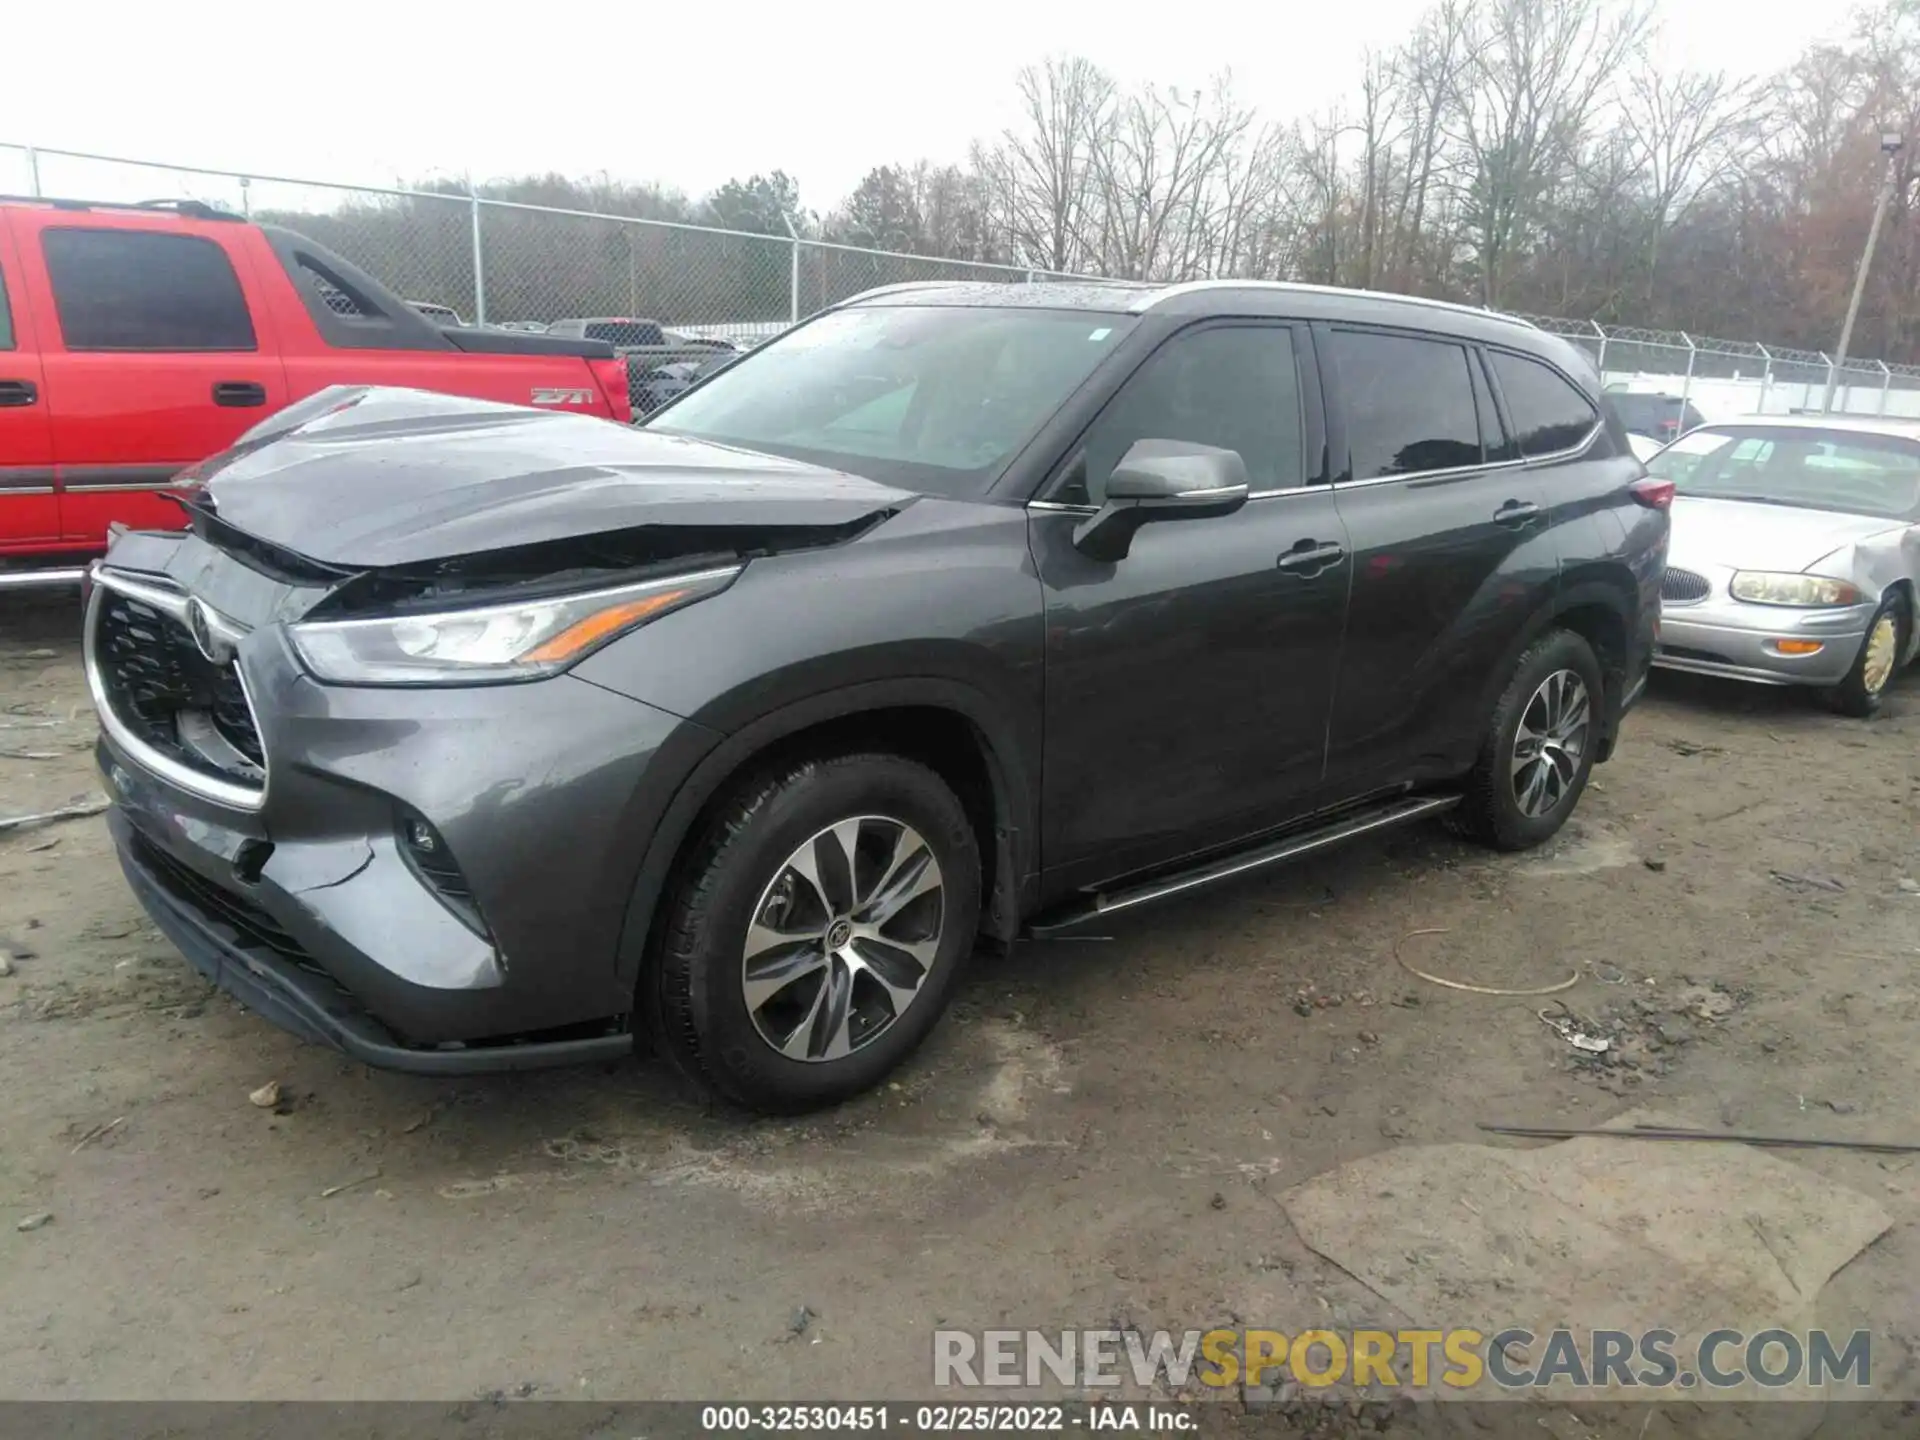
[289,565,740,685]
[1727,572,1864,608]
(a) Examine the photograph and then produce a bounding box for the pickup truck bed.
[0,197,632,580]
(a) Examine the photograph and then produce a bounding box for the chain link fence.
[8,141,1920,421]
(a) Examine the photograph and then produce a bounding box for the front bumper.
[1653,594,1872,688]
[92,555,720,1066]
[111,808,633,1074]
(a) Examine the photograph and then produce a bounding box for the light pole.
[1824,133,1904,414]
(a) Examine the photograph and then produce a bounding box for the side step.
[1026,793,1461,936]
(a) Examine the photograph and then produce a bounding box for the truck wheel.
[649,753,981,1114]
[1451,630,1603,851]
[1824,592,1908,719]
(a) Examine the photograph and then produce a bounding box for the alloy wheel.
[742,815,946,1062]
[1511,669,1591,819]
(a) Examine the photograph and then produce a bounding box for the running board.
[1025,793,1461,936]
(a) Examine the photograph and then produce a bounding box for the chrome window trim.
[1330,421,1603,492]
[84,564,267,812]
[1024,423,1603,516]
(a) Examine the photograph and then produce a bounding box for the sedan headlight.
[1727,572,1864,608]
[289,565,741,685]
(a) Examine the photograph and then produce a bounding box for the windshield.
[1645,425,1920,520]
[646,305,1135,496]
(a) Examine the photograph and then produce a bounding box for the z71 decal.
[530,387,593,406]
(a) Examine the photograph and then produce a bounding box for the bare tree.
[1086,76,1259,280]
[1448,0,1651,306]
[973,57,1115,272]
[1621,66,1765,298]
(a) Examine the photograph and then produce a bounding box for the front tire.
[649,753,981,1114]
[1451,629,1603,851]
[1825,592,1908,719]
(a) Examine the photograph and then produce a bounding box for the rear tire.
[1825,592,1908,719]
[648,753,981,1114]
[1451,629,1603,851]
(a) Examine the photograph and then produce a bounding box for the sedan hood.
[190,386,914,568]
[1668,496,1903,573]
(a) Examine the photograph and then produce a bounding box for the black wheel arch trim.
[611,676,1038,1000]
[1472,576,1639,763]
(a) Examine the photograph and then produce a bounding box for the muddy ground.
[2,587,1918,1424]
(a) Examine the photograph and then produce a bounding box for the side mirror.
[1071,439,1250,561]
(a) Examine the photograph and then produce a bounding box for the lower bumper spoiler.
[113,811,633,1076]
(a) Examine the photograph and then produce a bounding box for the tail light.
[1630,478,1675,509]
[590,357,634,425]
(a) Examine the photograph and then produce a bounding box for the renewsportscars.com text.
[933,1327,1873,1391]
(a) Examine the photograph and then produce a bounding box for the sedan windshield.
[646,305,1134,496]
[1645,425,1920,520]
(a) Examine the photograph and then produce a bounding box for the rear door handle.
[212,380,268,407]
[1494,500,1542,527]
[0,379,37,407]
[1277,540,1347,577]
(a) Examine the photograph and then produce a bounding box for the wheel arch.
[613,678,1037,1002]
[1882,577,1919,667]
[1473,576,1636,764]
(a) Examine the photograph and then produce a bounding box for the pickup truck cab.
[0,197,632,581]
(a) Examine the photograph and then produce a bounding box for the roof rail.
[1129,278,1540,329]
[0,194,243,221]
[837,280,974,306]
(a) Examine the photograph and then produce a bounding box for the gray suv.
[87,281,1666,1112]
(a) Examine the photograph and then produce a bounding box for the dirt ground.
[3,587,1918,1419]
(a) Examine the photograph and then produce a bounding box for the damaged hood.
[1668,495,1905,574]
[189,386,914,568]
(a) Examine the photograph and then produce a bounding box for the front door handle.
[0,379,37,407]
[1494,499,1542,527]
[212,380,268,407]
[1277,540,1347,578]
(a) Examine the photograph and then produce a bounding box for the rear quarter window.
[42,228,257,352]
[0,263,13,350]
[1487,350,1599,457]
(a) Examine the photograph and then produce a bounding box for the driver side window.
[1052,324,1304,506]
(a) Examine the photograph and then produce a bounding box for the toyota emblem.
[185,598,229,666]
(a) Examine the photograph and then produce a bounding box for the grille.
[1661,568,1711,604]
[96,590,264,781]
[132,830,312,966]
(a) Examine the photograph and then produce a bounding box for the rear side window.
[1330,330,1480,479]
[1064,324,1305,503]
[0,263,13,350]
[42,228,256,352]
[1488,351,1598,457]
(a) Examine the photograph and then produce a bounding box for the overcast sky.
[5,0,1865,213]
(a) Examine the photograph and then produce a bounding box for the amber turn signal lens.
[1771,639,1824,656]
[520,589,691,663]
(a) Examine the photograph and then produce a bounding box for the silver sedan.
[1645,416,1920,716]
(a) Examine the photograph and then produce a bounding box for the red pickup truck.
[0,197,632,584]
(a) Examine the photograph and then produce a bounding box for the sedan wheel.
[743,816,945,1062]
[1510,668,1591,819]
[1861,611,1900,697]
[1827,593,1909,717]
